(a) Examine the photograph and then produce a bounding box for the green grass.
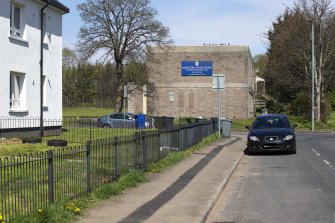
[231,118,254,130]
[0,127,143,157]
[147,133,219,173]
[0,139,53,157]
[63,107,115,118]
[9,169,147,223]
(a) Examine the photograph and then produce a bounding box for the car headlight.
[249,136,260,141]
[283,135,294,141]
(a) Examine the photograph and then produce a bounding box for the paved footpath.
[75,133,247,223]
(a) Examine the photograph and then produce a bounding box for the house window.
[10,3,22,37]
[10,72,26,109]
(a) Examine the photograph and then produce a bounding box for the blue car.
[245,114,297,154]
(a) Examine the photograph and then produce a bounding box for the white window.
[10,3,22,37]
[10,72,26,109]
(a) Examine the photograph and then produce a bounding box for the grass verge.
[9,133,219,223]
[63,107,114,118]
[147,133,219,173]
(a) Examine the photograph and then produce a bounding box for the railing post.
[196,124,198,144]
[134,132,139,168]
[89,118,92,143]
[142,132,147,170]
[178,127,181,150]
[113,136,118,179]
[158,130,161,159]
[47,150,54,204]
[86,141,91,193]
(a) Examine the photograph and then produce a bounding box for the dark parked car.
[245,114,297,154]
[98,112,136,128]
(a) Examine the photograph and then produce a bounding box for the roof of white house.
[41,0,69,14]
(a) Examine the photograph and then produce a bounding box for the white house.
[0,0,69,133]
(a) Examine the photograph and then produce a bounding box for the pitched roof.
[42,0,70,14]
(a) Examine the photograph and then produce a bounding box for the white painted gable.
[0,0,68,120]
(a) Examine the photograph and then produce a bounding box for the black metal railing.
[0,117,148,144]
[0,120,216,221]
[0,116,212,145]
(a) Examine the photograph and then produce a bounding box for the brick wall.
[128,46,255,119]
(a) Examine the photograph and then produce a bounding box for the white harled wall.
[0,0,63,120]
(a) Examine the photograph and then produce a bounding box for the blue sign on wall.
[181,61,213,76]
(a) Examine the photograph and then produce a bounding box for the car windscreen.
[252,117,290,129]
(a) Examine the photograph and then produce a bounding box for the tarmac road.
[206,132,335,223]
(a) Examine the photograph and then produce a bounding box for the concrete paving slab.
[75,133,246,223]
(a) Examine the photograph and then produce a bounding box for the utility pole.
[311,22,315,131]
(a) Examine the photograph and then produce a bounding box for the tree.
[253,54,267,79]
[266,10,310,105]
[63,48,97,107]
[265,0,335,121]
[63,48,79,107]
[63,48,79,70]
[76,0,172,112]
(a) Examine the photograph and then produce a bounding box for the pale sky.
[62,0,296,57]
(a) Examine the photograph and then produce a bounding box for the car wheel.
[291,143,297,154]
[244,147,254,155]
[103,124,111,128]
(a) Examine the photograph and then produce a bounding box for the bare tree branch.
[76,0,173,112]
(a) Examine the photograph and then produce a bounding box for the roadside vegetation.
[232,111,335,131]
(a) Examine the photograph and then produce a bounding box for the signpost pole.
[218,75,221,141]
[213,75,225,142]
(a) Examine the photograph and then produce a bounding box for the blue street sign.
[181,60,213,76]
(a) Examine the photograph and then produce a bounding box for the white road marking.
[323,160,333,169]
[312,149,334,170]
[312,149,321,156]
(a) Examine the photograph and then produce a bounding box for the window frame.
[9,71,26,111]
[10,2,22,38]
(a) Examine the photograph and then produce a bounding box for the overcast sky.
[62,0,296,57]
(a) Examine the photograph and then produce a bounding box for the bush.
[289,92,310,116]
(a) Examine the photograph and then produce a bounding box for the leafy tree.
[62,48,79,70]
[76,63,97,105]
[265,0,335,121]
[253,54,267,79]
[63,48,97,107]
[63,48,79,107]
[76,0,172,112]
[95,62,117,107]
